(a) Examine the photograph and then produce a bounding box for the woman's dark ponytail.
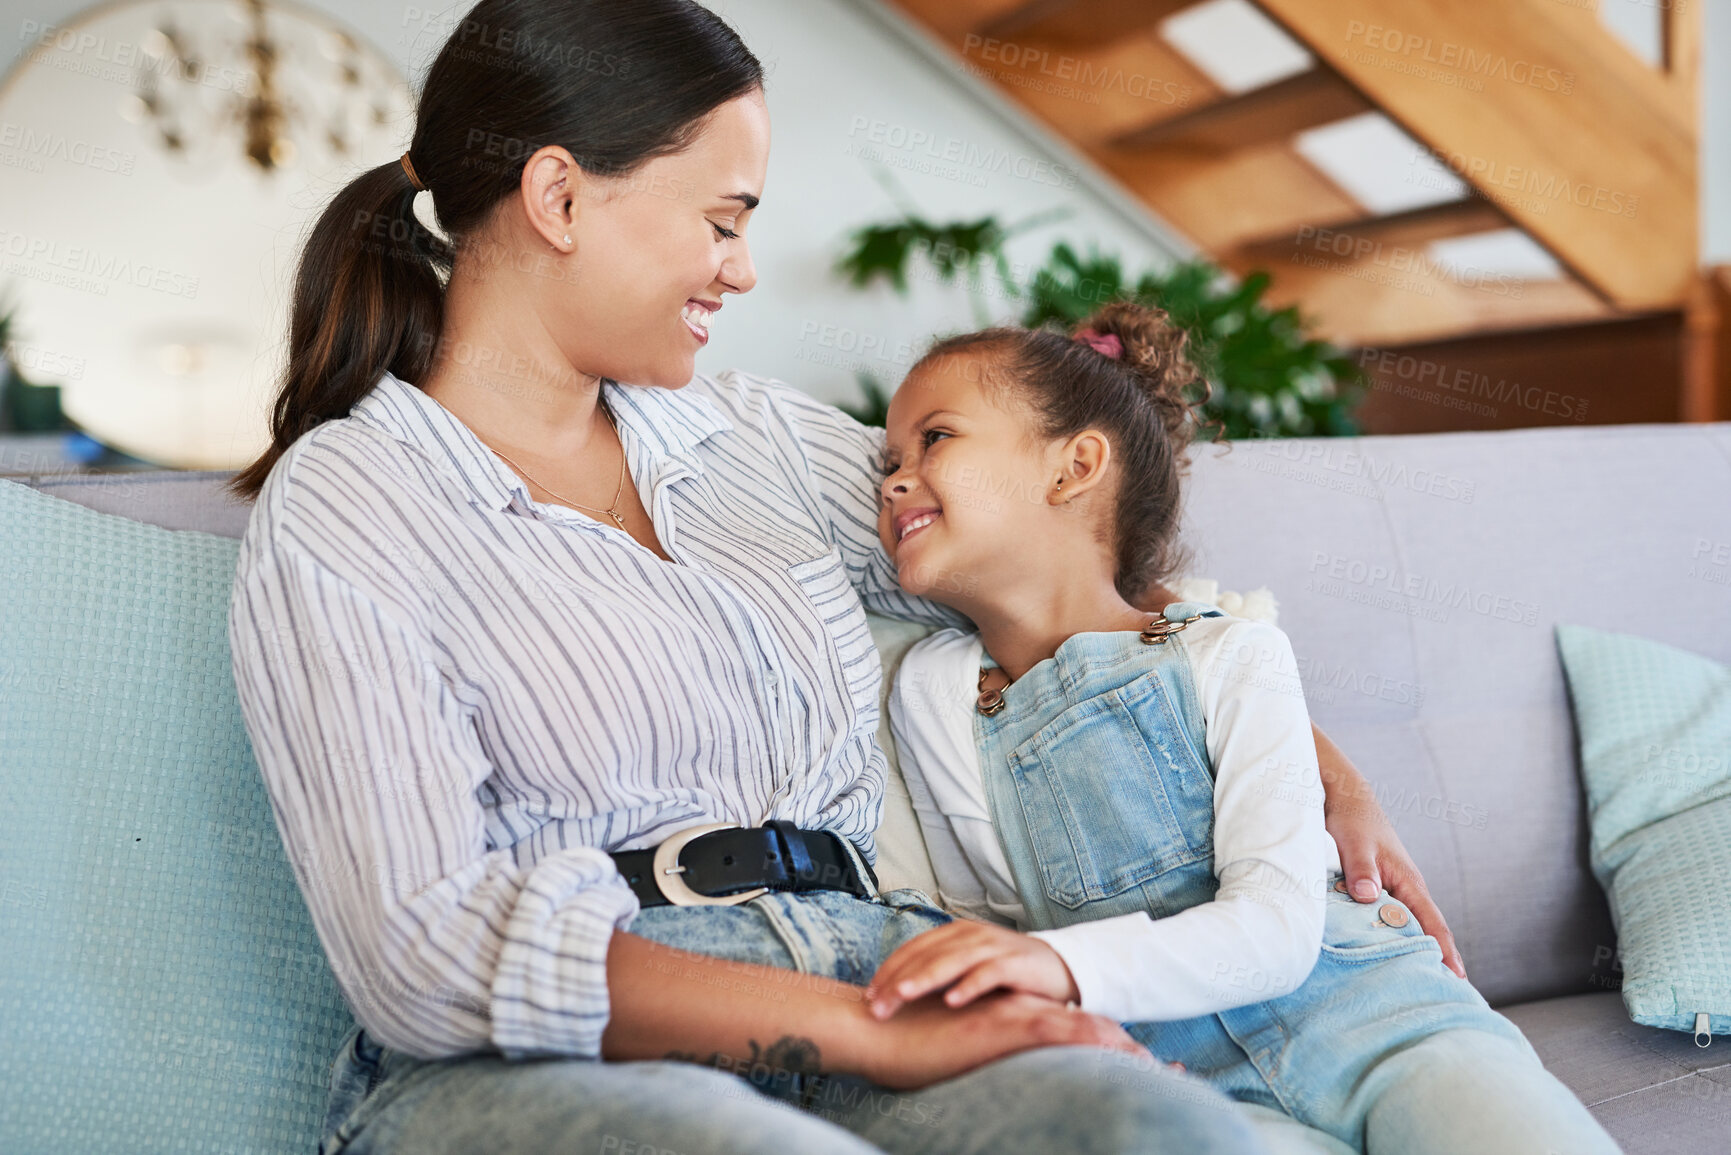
[229,0,764,499]
[229,162,447,497]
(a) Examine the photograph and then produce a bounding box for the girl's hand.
[865,919,1080,1019]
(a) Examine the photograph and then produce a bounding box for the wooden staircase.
[880,0,1702,381]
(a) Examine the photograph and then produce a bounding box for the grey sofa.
[14,419,1731,1153]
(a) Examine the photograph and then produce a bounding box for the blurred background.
[1,0,1727,475]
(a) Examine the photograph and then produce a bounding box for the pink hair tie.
[1074,328,1123,360]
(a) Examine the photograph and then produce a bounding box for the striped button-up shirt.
[228,369,966,1062]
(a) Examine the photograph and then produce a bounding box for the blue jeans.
[317,888,1270,1155]
[1126,882,1622,1154]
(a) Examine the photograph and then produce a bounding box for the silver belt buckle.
[651,822,769,906]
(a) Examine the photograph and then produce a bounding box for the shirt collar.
[351,371,733,515]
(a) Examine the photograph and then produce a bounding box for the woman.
[226,3,1460,1152]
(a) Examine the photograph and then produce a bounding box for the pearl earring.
[562,235,572,246]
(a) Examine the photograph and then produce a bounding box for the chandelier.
[123,0,399,173]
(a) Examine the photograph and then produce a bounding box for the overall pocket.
[1007,671,1213,909]
[1318,886,1441,964]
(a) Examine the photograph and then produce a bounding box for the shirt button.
[1379,904,1409,928]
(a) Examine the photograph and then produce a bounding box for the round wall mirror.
[1,0,413,468]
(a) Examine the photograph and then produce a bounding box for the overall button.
[1378,904,1409,928]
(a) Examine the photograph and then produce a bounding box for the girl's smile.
[894,506,941,543]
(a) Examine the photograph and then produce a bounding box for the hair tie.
[399,151,426,192]
[1074,328,1123,360]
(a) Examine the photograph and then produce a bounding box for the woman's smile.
[682,299,718,344]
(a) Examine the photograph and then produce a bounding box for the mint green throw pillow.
[1557,623,1731,1040]
[0,481,356,1152]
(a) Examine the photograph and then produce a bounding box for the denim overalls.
[973,603,1620,1154]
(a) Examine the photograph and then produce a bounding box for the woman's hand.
[1314,724,1467,979]
[860,988,1145,1090]
[865,919,1080,1018]
[606,930,1147,1092]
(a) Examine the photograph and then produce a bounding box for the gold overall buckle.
[1140,611,1204,646]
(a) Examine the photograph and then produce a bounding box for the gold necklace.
[482,401,629,531]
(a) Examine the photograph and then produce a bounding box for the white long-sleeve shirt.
[229,369,968,1062]
[889,616,1339,1023]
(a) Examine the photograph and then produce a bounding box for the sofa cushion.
[1502,991,1731,1155]
[23,469,253,537]
[1181,423,1731,1006]
[1557,624,1731,1037]
[0,480,354,1154]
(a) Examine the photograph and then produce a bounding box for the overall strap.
[1144,602,1224,751]
[1153,599,1225,632]
[1154,602,1221,782]
[974,698,1055,929]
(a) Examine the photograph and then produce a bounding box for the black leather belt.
[611,820,878,908]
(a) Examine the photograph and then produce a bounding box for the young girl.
[864,304,1620,1155]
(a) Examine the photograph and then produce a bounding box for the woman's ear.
[1049,429,1112,505]
[519,145,583,253]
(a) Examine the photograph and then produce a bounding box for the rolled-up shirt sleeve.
[729,369,972,631]
[229,537,639,1062]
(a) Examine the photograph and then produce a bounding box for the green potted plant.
[834,213,1363,438]
[0,302,76,435]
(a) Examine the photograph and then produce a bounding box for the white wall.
[1,0,1190,411]
[1702,0,1731,264]
[694,0,1191,406]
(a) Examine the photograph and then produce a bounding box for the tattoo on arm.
[664,1036,825,1081]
